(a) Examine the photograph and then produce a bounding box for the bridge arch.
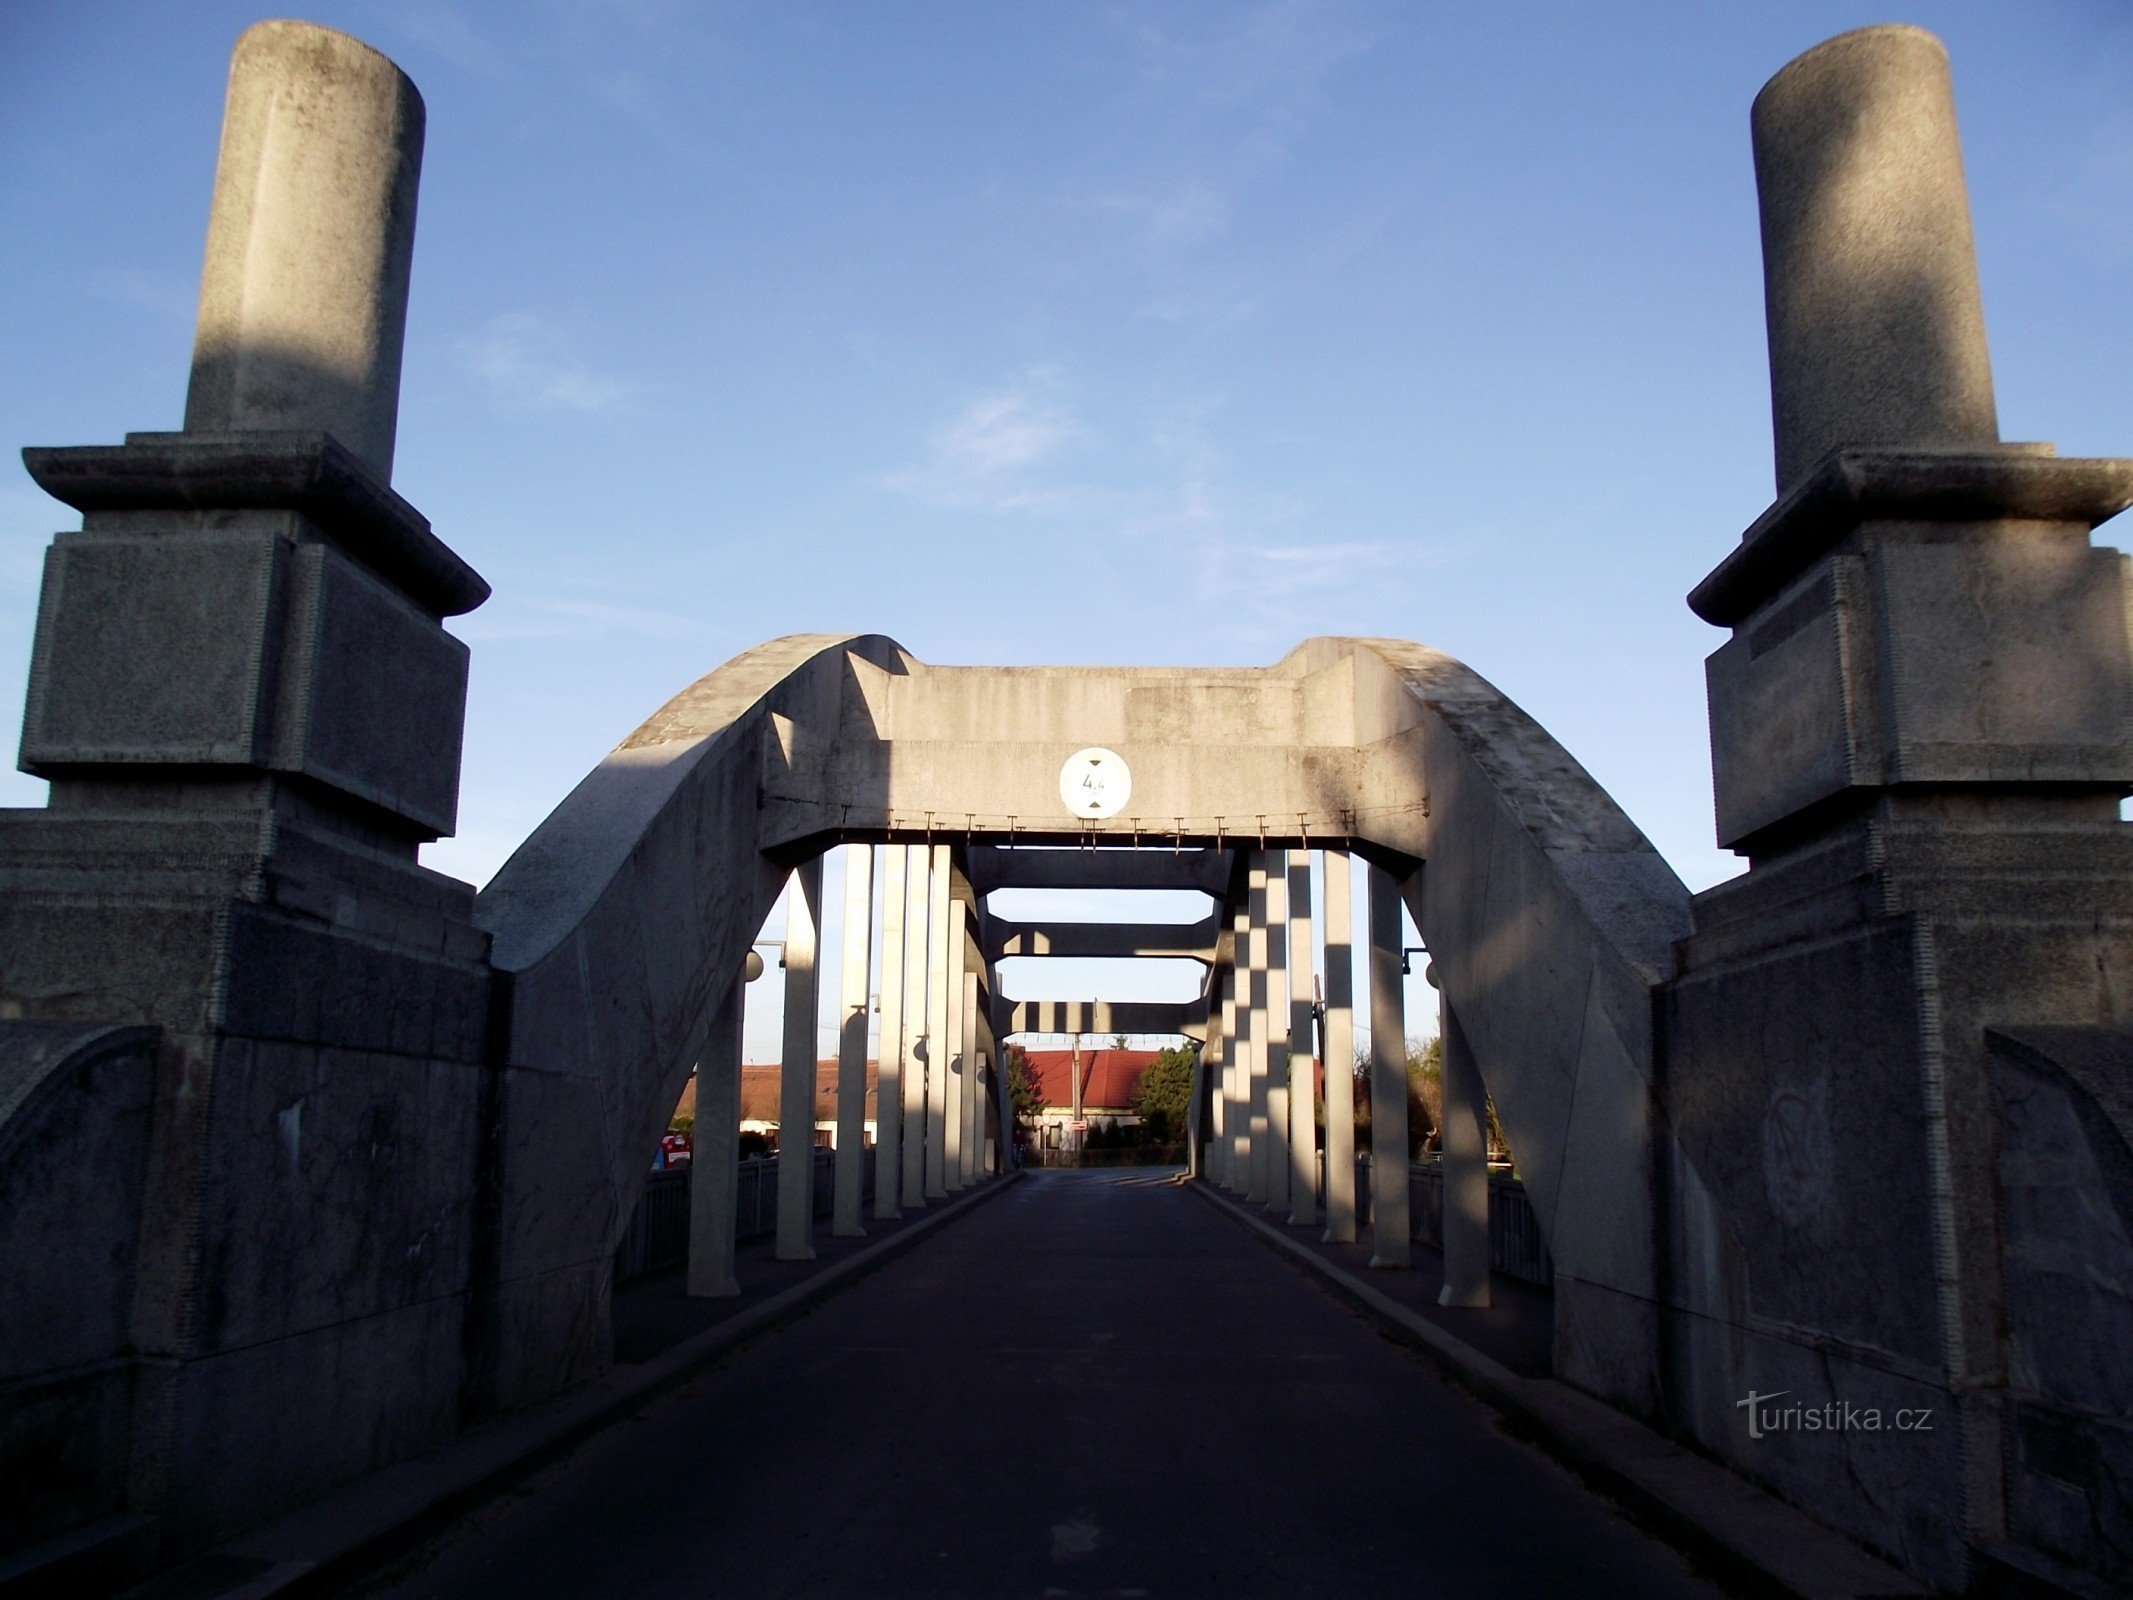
[474,632,1704,1410]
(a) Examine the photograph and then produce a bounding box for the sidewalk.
[1205,1180,1557,1377]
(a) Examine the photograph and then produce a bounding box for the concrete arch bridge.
[3,18,2131,1599]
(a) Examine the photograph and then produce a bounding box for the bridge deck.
[357,1172,1722,1598]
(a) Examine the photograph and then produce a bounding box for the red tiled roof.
[1016,1049,1161,1113]
[673,1061,881,1125]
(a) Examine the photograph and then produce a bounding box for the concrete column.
[872,844,907,1219]
[1320,849,1357,1244]
[942,896,967,1192]
[186,22,423,482]
[1285,852,1317,1228]
[686,971,746,1297]
[1366,865,1410,1268]
[1752,24,1997,492]
[1261,850,1291,1217]
[832,844,872,1237]
[1204,962,1233,1183]
[900,844,930,1207]
[1242,857,1272,1203]
[1435,974,1491,1309]
[1226,895,1252,1189]
[775,857,823,1262]
[923,844,952,1199]
[960,967,981,1186]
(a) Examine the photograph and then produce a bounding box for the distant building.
[669,1061,881,1151]
[1015,1045,1162,1151]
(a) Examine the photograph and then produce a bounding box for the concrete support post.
[942,897,967,1192]
[900,844,930,1207]
[1226,895,1252,1189]
[775,857,823,1262]
[1366,864,1410,1267]
[872,845,907,1218]
[1242,857,1272,1203]
[1262,850,1292,1217]
[686,973,746,1297]
[1286,852,1318,1228]
[1436,976,1491,1309]
[1751,24,1996,492]
[1320,849,1357,1244]
[959,967,981,1186]
[832,844,872,1237]
[1203,962,1232,1182]
[923,844,952,1199]
[186,21,423,480]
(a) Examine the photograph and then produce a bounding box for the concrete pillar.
[1226,895,1252,1189]
[942,896,967,1192]
[1285,852,1317,1228]
[1435,973,1491,1309]
[1321,849,1357,1244]
[1242,857,1272,1203]
[1261,851,1291,1217]
[775,858,823,1262]
[832,844,872,1237]
[900,844,930,1207]
[686,971,746,1297]
[1204,961,1233,1183]
[923,844,952,1199]
[1365,865,1410,1267]
[960,967,981,1186]
[1752,24,1997,492]
[872,845,907,1219]
[186,22,424,482]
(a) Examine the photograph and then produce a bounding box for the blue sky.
[4,2,2129,1062]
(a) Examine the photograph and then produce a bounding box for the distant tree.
[1131,1045,1197,1144]
[1110,1033,1129,1051]
[1004,1045,1044,1133]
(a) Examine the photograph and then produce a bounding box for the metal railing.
[1321,1151,1554,1289]
[615,1145,851,1283]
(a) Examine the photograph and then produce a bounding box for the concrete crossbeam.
[1005,1000,1206,1040]
[986,917,1220,961]
[966,848,1233,895]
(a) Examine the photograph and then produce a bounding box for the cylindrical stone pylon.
[1752,24,1997,492]
[186,21,425,482]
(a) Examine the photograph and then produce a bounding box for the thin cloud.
[459,313,639,414]
[883,381,1085,513]
[87,267,193,323]
[385,5,510,77]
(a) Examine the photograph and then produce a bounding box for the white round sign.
[1059,747,1132,820]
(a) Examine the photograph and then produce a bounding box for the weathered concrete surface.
[353,1174,1725,1600]
[1660,27,2133,1591]
[0,1023,157,1557]
[185,22,424,481]
[1752,24,1995,492]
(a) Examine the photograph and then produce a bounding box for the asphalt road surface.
[354,1171,1728,1599]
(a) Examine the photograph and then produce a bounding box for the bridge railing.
[614,1146,853,1282]
[1319,1152,1554,1288]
